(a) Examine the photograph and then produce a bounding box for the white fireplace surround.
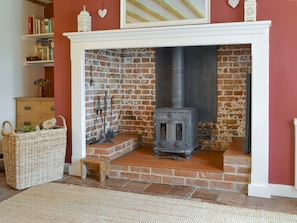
[64,21,272,198]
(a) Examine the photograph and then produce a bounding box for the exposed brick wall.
[120,48,156,143]
[85,45,251,151]
[199,44,252,151]
[85,49,121,140]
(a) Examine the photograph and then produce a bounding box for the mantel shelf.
[63,21,271,49]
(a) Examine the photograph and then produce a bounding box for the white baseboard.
[269,184,297,198]
[248,183,297,198]
[64,163,70,174]
[248,183,271,198]
[64,163,82,177]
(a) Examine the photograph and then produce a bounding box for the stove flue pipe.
[171,47,185,108]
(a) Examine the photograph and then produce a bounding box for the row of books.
[28,16,54,35]
[35,38,54,61]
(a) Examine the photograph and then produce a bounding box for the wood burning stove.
[154,107,198,159]
[154,47,198,159]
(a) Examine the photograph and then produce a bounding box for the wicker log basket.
[1,115,67,190]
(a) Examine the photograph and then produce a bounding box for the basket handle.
[1,121,16,136]
[56,115,67,129]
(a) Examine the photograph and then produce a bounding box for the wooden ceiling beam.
[127,0,168,21]
[153,0,186,20]
[127,11,149,22]
[181,0,205,18]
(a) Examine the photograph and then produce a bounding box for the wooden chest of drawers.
[15,97,55,127]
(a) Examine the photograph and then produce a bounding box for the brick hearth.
[86,133,141,160]
[87,134,251,193]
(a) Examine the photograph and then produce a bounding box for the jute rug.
[0,183,296,223]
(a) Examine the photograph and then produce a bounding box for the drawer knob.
[50,106,55,111]
[24,106,31,110]
[24,121,31,126]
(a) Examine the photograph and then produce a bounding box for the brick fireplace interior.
[85,44,252,153]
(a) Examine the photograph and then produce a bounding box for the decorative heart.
[228,0,240,8]
[98,8,108,18]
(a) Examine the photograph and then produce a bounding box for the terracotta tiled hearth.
[88,134,251,193]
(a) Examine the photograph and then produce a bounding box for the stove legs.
[154,150,159,158]
[154,148,192,160]
[184,151,191,160]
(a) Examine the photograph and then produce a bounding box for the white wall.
[0,1,44,153]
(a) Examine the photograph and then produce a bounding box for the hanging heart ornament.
[98,8,108,18]
[228,0,240,8]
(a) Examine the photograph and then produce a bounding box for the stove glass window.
[160,123,166,140]
[176,123,182,140]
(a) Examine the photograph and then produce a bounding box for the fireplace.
[64,21,271,198]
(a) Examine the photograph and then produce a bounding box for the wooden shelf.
[25,0,53,7]
[23,33,54,66]
[24,60,54,67]
[23,33,54,41]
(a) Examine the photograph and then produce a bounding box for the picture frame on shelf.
[120,0,210,29]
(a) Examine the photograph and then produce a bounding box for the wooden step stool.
[80,156,111,182]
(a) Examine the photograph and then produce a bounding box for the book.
[32,14,36,34]
[28,16,33,34]
[35,38,52,60]
[49,17,54,33]
[37,18,41,34]
[28,15,54,35]
[40,19,45,33]
[37,46,49,60]
[49,38,54,60]
[44,18,49,33]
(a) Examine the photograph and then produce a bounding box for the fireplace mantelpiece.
[64,20,271,198]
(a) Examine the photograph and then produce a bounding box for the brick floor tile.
[144,183,173,195]
[216,191,246,205]
[168,185,196,197]
[121,181,151,192]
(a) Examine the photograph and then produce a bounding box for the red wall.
[54,0,120,162]
[258,1,297,185]
[54,0,297,186]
